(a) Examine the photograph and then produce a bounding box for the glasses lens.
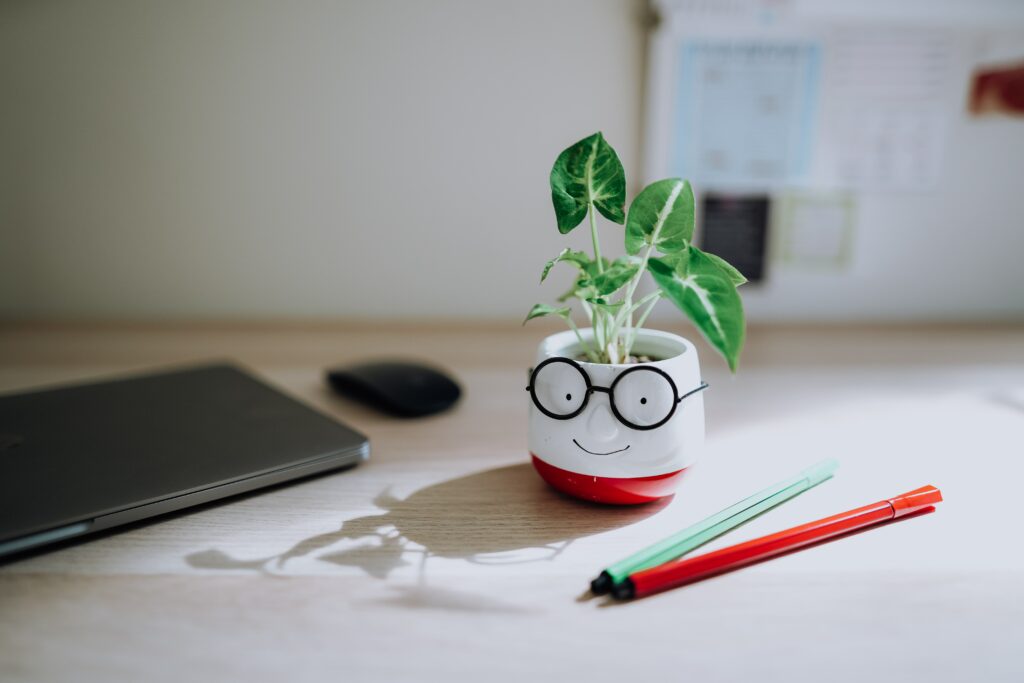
[531,360,588,417]
[611,368,676,428]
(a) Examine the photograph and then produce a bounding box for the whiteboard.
[643,0,1024,322]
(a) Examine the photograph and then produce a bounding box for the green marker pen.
[590,458,839,594]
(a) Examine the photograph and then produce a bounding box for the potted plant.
[525,132,746,505]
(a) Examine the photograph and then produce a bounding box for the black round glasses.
[526,357,709,431]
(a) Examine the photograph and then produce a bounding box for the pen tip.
[611,579,635,601]
[590,572,613,595]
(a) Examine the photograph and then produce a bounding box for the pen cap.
[801,458,839,487]
[888,485,943,518]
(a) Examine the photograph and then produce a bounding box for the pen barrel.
[603,459,840,583]
[630,500,895,597]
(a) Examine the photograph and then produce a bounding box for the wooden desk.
[1,322,1023,682]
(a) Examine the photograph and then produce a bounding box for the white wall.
[1,0,1022,323]
[0,0,647,320]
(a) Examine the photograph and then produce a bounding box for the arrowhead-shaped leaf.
[703,251,748,286]
[523,303,572,325]
[550,132,626,233]
[648,247,745,371]
[540,248,592,282]
[625,178,694,255]
[589,258,639,296]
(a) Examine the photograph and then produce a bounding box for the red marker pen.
[613,485,943,600]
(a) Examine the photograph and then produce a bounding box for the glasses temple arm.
[677,381,709,403]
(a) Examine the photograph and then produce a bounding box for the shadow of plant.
[187,463,666,580]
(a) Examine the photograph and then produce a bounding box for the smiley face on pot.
[527,329,707,501]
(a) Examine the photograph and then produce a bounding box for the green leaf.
[583,256,609,278]
[549,132,626,233]
[702,251,748,286]
[522,303,571,325]
[556,285,580,303]
[555,274,595,303]
[540,248,591,282]
[584,298,625,317]
[624,179,694,255]
[555,254,614,300]
[590,258,639,296]
[648,248,745,371]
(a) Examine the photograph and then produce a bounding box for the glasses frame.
[526,356,709,431]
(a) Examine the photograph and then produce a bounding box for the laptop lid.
[0,363,368,557]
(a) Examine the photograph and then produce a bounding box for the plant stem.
[583,298,604,354]
[566,316,599,363]
[623,243,656,313]
[625,293,661,356]
[580,299,593,323]
[585,201,612,361]
[588,204,603,274]
[613,290,660,356]
[602,312,615,363]
[609,237,665,360]
[627,290,662,320]
[612,249,656,340]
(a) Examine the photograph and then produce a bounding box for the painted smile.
[572,439,631,456]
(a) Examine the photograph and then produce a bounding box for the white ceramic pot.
[527,328,705,504]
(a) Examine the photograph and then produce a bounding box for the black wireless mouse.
[326,361,461,417]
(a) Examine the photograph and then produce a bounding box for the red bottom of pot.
[530,454,687,505]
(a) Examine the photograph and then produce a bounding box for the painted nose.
[586,400,619,442]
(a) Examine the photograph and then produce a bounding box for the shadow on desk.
[187,463,667,581]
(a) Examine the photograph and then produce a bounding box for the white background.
[2,0,1023,323]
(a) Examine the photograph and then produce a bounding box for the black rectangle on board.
[699,194,769,283]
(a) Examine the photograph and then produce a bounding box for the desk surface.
[1,322,1022,683]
